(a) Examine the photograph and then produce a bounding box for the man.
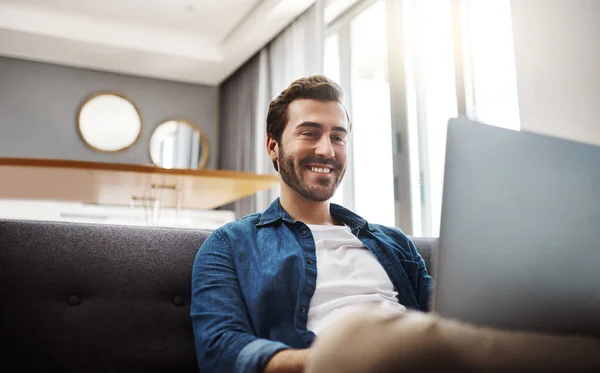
[191,75,600,373]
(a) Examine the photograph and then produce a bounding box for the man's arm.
[263,349,311,373]
[383,226,435,311]
[191,230,291,373]
[407,237,434,311]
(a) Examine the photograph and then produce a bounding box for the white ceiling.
[0,0,320,85]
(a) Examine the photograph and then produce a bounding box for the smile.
[307,166,332,174]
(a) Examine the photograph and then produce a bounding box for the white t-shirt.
[306,224,406,335]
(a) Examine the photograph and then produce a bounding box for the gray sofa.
[0,218,437,372]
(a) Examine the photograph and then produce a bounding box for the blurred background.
[0,0,598,237]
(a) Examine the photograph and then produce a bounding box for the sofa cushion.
[0,219,209,372]
[0,219,437,372]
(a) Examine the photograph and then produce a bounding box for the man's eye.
[333,136,346,143]
[302,132,316,137]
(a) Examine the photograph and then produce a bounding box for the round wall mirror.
[77,91,142,152]
[149,118,209,170]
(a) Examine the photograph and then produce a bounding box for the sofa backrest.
[0,219,437,372]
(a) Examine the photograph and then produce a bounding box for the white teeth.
[310,167,331,173]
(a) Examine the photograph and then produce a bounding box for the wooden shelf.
[0,158,279,210]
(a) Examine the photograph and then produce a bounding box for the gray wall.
[511,0,600,146]
[0,56,219,168]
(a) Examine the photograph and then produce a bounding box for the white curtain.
[219,1,325,218]
[398,0,520,236]
[255,0,326,212]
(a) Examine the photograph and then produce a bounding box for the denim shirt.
[190,198,433,373]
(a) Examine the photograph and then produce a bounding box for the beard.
[277,146,346,202]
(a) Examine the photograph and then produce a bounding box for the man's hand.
[263,348,311,373]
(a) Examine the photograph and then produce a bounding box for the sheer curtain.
[256,0,326,210]
[219,1,325,218]
[396,0,521,236]
[218,54,261,218]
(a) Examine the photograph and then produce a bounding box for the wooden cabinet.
[0,158,279,211]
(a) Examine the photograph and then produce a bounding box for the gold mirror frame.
[76,91,143,153]
[149,117,210,170]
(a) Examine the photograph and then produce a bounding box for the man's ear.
[266,134,279,162]
[266,134,280,172]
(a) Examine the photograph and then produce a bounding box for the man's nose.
[315,136,335,158]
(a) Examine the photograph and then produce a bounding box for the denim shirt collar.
[256,198,374,232]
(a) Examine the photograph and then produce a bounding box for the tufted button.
[173,295,184,307]
[67,294,81,306]
[301,229,308,236]
[300,306,307,313]
[306,258,314,265]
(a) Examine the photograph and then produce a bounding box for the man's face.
[270,99,349,202]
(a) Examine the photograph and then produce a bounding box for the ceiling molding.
[0,0,317,85]
[0,2,219,61]
[218,0,316,82]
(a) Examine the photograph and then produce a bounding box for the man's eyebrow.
[295,121,348,133]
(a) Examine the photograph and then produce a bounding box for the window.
[325,0,520,236]
[324,33,345,206]
[325,0,395,226]
[402,0,458,237]
[464,0,521,130]
[402,0,521,237]
[324,33,341,85]
[349,0,395,226]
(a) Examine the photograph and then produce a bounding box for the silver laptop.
[431,117,600,338]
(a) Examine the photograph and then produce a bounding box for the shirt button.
[301,229,308,236]
[300,306,307,313]
[307,258,314,265]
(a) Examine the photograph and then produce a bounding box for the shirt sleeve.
[407,237,435,312]
[190,230,291,373]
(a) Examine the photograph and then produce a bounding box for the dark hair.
[266,75,351,146]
